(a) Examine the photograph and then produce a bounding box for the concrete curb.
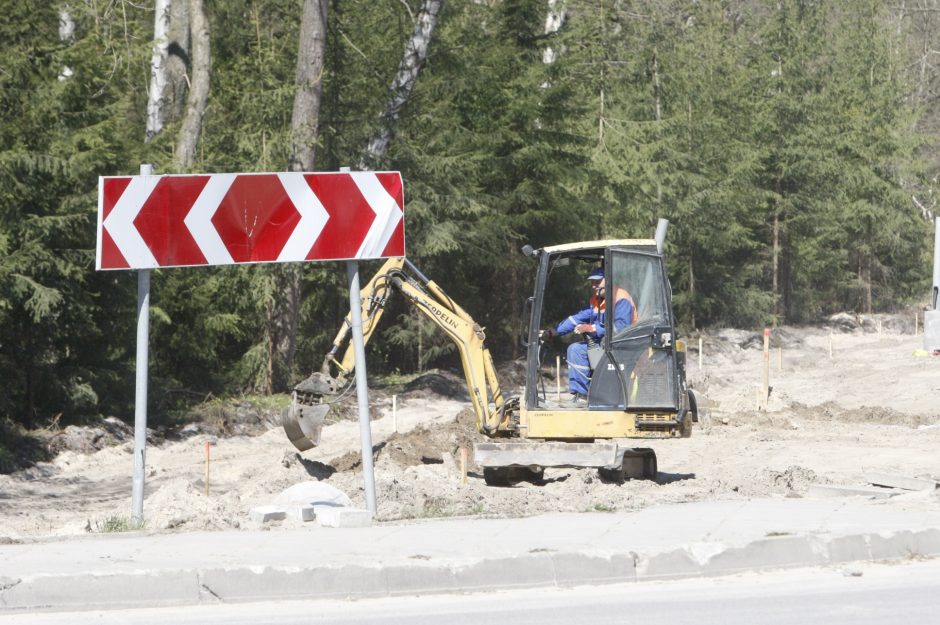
[3,527,939,612]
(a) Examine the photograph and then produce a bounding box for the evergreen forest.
[2,0,939,455]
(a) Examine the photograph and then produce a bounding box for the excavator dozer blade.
[282,399,329,451]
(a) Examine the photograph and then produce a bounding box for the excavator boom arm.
[285,258,508,452]
[324,258,405,378]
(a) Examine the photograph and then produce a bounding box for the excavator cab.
[476,236,696,484]
[526,243,681,415]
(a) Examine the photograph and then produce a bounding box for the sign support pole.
[131,163,154,525]
[347,260,378,515]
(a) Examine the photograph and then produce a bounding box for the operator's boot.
[562,392,587,408]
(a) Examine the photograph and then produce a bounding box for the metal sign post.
[131,163,153,525]
[346,260,378,515]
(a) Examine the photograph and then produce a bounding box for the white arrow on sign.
[103,176,160,269]
[353,173,403,258]
[277,173,330,262]
[184,173,237,265]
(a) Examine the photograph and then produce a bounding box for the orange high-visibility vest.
[592,289,638,325]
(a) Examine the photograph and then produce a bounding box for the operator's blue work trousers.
[566,341,591,396]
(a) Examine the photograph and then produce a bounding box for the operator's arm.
[555,306,593,336]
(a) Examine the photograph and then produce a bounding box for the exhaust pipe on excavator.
[655,218,669,254]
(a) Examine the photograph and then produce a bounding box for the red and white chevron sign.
[96,171,405,270]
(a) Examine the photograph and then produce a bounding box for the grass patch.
[173,393,293,433]
[92,516,144,533]
[421,496,452,518]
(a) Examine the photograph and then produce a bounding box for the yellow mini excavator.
[282,223,702,485]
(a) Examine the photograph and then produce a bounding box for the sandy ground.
[2,317,939,540]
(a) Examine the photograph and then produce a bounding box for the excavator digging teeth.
[282,395,330,451]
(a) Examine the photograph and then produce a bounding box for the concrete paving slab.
[807,484,903,499]
[286,505,316,522]
[249,505,286,523]
[551,552,636,586]
[1,571,201,611]
[702,535,826,577]
[314,506,372,528]
[864,471,939,492]
[826,534,872,564]
[454,554,556,591]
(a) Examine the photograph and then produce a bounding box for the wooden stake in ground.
[778,346,783,372]
[392,394,398,433]
[556,355,561,401]
[761,328,770,410]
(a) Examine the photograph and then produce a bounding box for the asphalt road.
[10,559,940,625]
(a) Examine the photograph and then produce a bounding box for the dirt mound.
[765,465,825,494]
[789,401,938,427]
[325,408,483,472]
[182,401,283,437]
[401,370,469,400]
[380,408,483,468]
[44,417,133,455]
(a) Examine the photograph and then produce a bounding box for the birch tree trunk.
[146,0,171,142]
[166,0,192,123]
[542,0,565,64]
[360,0,443,169]
[175,0,210,170]
[58,9,75,43]
[289,0,328,172]
[58,9,75,81]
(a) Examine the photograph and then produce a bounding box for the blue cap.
[587,267,604,281]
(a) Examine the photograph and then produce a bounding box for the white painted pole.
[131,163,153,526]
[761,328,770,410]
[392,394,398,433]
[932,216,940,311]
[347,260,377,515]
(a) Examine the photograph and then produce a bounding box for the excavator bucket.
[282,371,342,451]
[282,397,329,451]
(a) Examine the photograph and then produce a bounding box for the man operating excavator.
[544,267,637,404]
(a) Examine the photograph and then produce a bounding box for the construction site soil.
[2,314,939,539]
